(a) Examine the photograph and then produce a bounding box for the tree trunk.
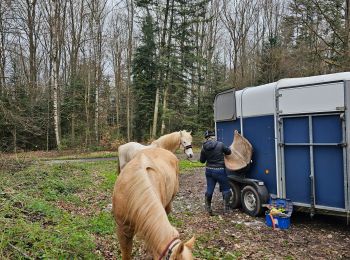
[85,51,91,147]
[152,87,160,137]
[0,0,5,97]
[26,0,37,97]
[126,0,134,141]
[0,6,6,98]
[152,0,171,138]
[52,1,61,149]
[95,61,100,144]
[345,0,350,70]
[114,47,122,137]
[52,64,60,148]
[46,81,51,151]
[160,0,175,135]
[69,0,84,144]
[160,87,168,135]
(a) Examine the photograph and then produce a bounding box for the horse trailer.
[214,72,350,220]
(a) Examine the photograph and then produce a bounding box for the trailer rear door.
[277,82,347,212]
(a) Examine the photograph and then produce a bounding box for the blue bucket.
[265,197,293,230]
[265,212,291,229]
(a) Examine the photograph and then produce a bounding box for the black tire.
[228,181,241,209]
[241,185,263,216]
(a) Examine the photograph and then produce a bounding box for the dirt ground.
[3,151,349,259]
[169,167,350,260]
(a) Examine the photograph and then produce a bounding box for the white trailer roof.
[234,72,350,118]
[236,83,276,117]
[277,72,350,89]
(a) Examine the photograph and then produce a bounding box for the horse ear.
[179,130,183,137]
[174,242,184,256]
[185,236,195,250]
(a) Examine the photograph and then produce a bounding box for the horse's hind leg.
[117,225,134,260]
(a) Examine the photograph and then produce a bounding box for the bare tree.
[0,0,8,97]
[67,0,85,143]
[160,0,175,135]
[110,13,127,138]
[126,0,134,141]
[45,0,67,149]
[344,0,350,69]
[151,0,170,138]
[221,0,259,86]
[87,0,108,144]
[25,0,39,101]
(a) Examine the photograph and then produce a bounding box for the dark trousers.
[205,167,230,197]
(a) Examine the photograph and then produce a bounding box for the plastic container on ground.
[265,196,293,230]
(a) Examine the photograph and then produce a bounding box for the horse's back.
[118,142,148,170]
[139,147,179,171]
[113,148,179,222]
[118,142,146,156]
[116,148,179,191]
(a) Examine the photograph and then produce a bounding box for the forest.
[1,0,350,152]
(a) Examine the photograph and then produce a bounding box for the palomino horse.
[112,147,195,260]
[117,130,193,172]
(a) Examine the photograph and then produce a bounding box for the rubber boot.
[205,193,214,216]
[223,192,232,214]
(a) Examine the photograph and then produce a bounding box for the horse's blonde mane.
[152,130,192,152]
[117,151,179,253]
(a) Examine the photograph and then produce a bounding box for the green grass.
[41,151,117,161]
[88,212,115,235]
[0,160,117,259]
[168,214,184,228]
[194,233,241,259]
[179,160,204,170]
[0,154,203,259]
[285,256,295,260]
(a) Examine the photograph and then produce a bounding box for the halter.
[179,131,193,156]
[159,237,181,260]
[183,144,192,152]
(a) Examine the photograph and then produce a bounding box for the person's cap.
[204,130,215,138]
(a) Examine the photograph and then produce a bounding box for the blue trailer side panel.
[313,115,345,209]
[216,120,240,144]
[216,115,277,195]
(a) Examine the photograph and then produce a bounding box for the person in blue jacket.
[200,130,232,215]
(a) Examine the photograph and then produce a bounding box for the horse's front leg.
[117,224,134,260]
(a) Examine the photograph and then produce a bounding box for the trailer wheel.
[228,181,241,209]
[241,185,263,216]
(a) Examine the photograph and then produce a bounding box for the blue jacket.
[200,139,231,168]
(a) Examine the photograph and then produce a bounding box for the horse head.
[179,130,194,159]
[168,236,195,260]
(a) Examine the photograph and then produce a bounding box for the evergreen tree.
[132,12,158,141]
[257,37,284,84]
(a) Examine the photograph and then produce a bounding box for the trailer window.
[214,89,236,121]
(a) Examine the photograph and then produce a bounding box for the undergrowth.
[0,161,117,259]
[0,154,204,259]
